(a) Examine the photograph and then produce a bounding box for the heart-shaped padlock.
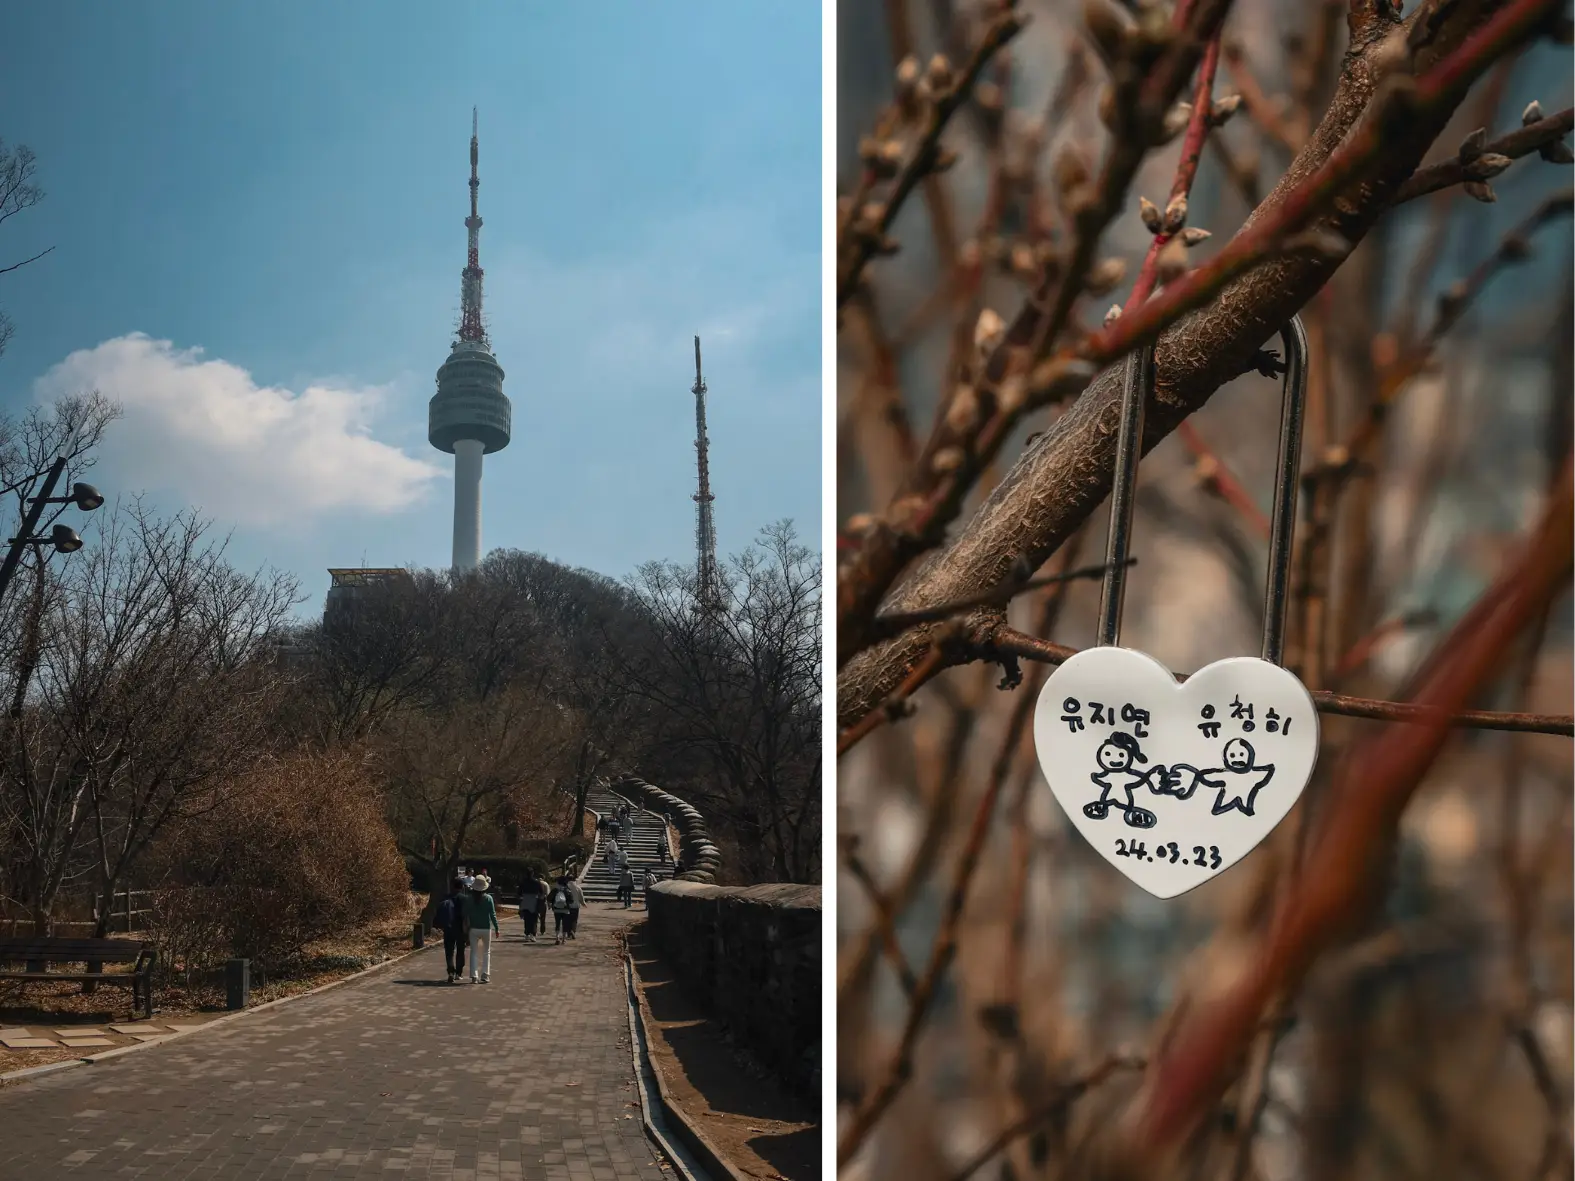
[1033,320,1318,898]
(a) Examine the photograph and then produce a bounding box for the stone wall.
[611,775,723,883]
[644,878,821,1097]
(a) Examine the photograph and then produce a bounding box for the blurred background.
[835,0,1572,1177]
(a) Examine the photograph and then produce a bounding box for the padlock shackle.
[1261,316,1308,665]
[1094,316,1309,665]
[1095,343,1154,647]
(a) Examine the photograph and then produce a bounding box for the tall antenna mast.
[430,108,510,576]
[458,106,486,345]
[692,336,722,615]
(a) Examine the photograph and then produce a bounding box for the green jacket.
[461,890,498,933]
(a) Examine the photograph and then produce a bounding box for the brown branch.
[985,625,1574,735]
[869,557,1133,639]
[841,840,918,997]
[1072,0,1564,374]
[0,244,55,278]
[1118,452,1573,1163]
[838,0,1558,728]
[1392,106,1573,203]
[836,622,1038,1169]
[835,0,1235,667]
[837,7,1027,308]
[946,1055,1147,1181]
[1221,38,1302,152]
[835,640,952,756]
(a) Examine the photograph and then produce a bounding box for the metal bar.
[0,454,66,610]
[1261,317,1310,666]
[1096,343,1156,647]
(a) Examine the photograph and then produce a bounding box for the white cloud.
[33,333,440,527]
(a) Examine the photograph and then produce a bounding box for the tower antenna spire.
[692,336,722,616]
[458,106,485,344]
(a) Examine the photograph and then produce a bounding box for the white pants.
[468,929,492,980]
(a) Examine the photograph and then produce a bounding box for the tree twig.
[1392,106,1573,203]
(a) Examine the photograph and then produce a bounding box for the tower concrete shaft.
[430,108,511,576]
[692,336,721,614]
[452,439,484,572]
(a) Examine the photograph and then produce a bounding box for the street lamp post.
[0,453,105,607]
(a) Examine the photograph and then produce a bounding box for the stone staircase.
[580,784,674,905]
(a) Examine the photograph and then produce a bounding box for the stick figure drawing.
[1082,731,1164,829]
[1167,738,1277,817]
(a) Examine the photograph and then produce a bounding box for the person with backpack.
[463,874,499,983]
[436,877,469,984]
[642,868,656,907]
[550,877,571,943]
[617,862,636,913]
[566,874,584,937]
[518,875,542,942]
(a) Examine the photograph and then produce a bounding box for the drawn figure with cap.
[1168,738,1277,818]
[1083,731,1163,829]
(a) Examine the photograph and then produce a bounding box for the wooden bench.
[0,937,156,1019]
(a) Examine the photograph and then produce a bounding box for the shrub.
[147,748,410,976]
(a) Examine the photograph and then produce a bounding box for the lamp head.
[50,524,83,553]
[71,483,104,511]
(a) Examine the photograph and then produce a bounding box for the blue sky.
[0,3,821,611]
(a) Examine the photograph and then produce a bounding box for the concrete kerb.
[622,955,709,1181]
[0,939,438,1088]
[623,952,753,1181]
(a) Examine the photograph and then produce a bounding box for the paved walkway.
[0,907,669,1180]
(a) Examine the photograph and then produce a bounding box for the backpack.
[551,889,568,911]
[435,897,455,931]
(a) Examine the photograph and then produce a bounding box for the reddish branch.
[836,0,1236,667]
[839,0,1565,727]
[1074,0,1566,373]
[1118,454,1573,1164]
[1127,37,1225,308]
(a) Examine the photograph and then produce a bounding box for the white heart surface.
[1033,647,1319,898]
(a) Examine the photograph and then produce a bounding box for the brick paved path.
[0,906,669,1180]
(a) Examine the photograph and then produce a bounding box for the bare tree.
[380,686,578,918]
[0,140,55,360]
[629,521,822,883]
[0,500,299,933]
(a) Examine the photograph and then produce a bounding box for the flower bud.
[1155,236,1189,283]
[1087,257,1128,296]
[1139,196,1163,233]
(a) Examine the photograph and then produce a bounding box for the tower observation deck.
[429,108,510,574]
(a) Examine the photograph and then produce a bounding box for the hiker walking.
[550,877,571,943]
[518,876,542,942]
[536,876,551,938]
[566,875,584,938]
[618,863,634,908]
[464,874,499,983]
[437,876,470,983]
[642,868,656,907]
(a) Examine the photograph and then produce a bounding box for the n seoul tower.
[429,108,510,574]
